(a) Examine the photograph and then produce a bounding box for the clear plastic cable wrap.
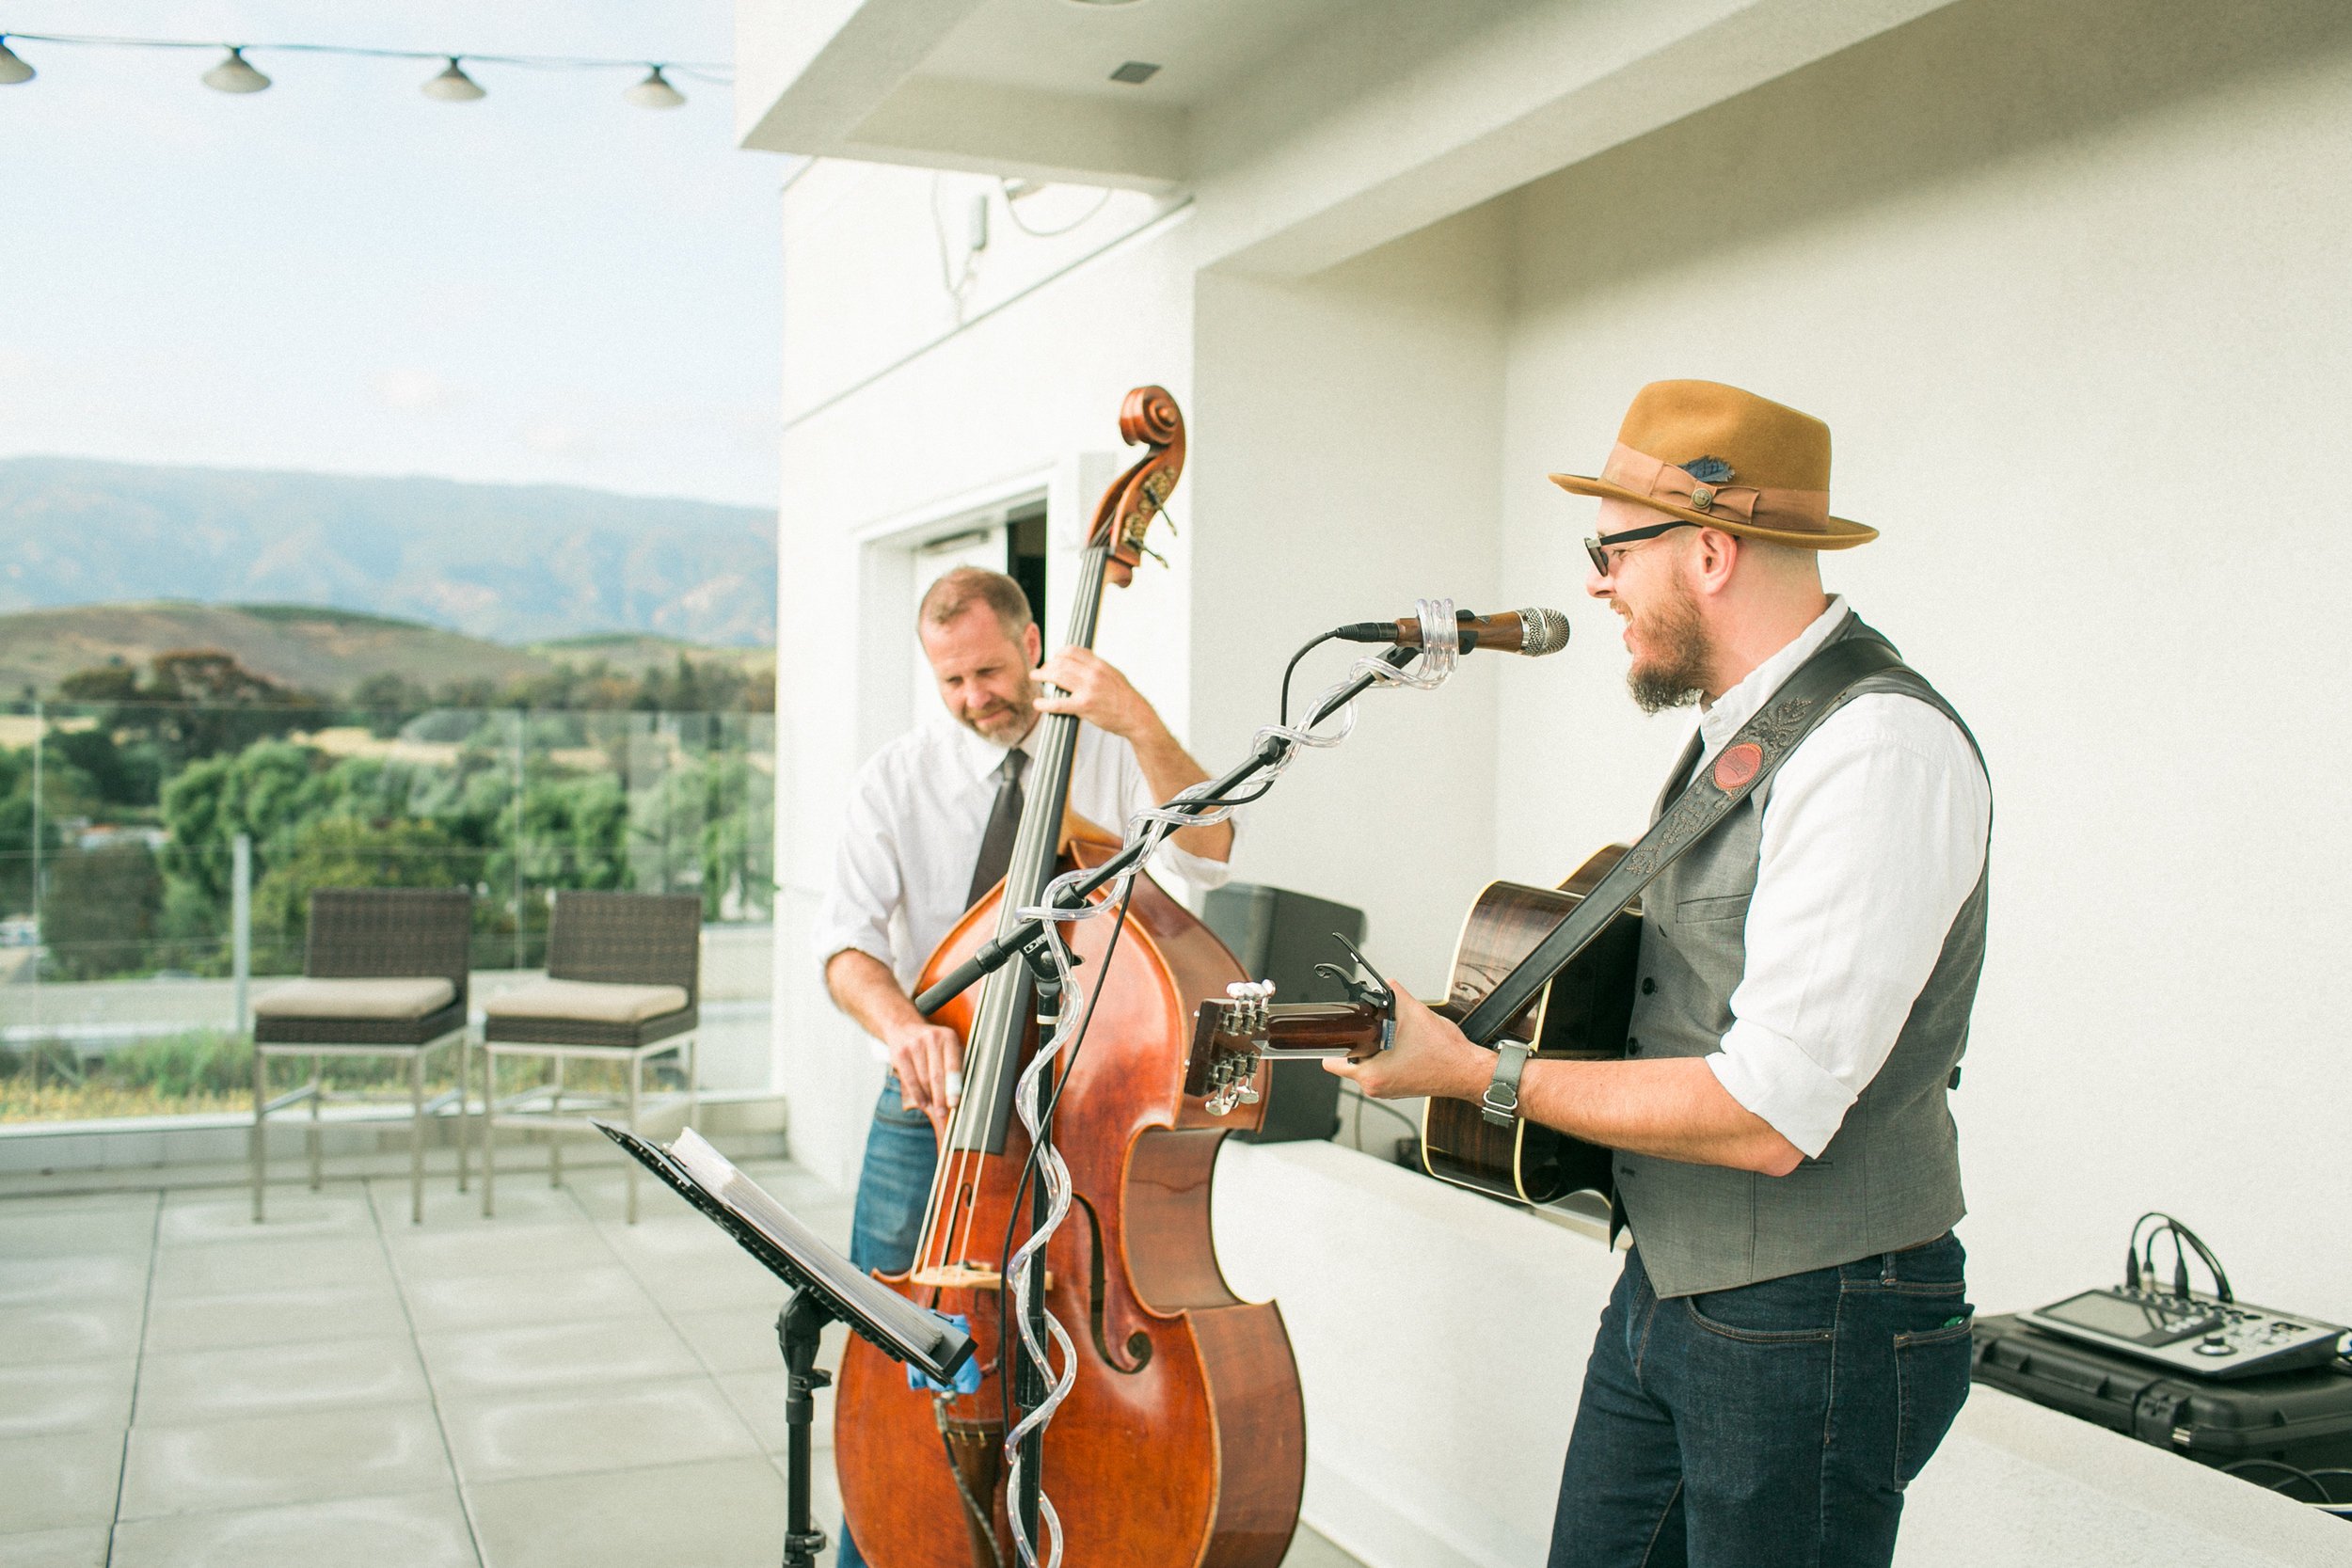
[997,600,1458,1568]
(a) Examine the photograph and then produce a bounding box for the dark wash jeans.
[1549,1236,1974,1568]
[838,1076,941,1568]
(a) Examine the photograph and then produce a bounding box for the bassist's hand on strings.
[1035,645,1157,738]
[885,1017,965,1114]
[1324,987,1487,1101]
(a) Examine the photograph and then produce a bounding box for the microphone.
[1332,607,1572,657]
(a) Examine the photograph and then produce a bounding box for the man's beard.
[960,680,1037,744]
[1624,578,1711,715]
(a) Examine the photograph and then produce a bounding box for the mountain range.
[0,457,776,647]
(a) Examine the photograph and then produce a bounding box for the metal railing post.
[231,832,252,1034]
[512,709,526,970]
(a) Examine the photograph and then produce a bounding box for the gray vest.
[1615,615,1988,1299]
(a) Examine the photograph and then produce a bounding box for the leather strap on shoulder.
[1457,634,1902,1048]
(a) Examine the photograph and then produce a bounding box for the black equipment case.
[1973,1313,2352,1480]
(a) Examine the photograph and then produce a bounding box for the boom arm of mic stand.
[914,646,1416,1017]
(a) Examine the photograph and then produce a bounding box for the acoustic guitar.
[1184,846,1640,1206]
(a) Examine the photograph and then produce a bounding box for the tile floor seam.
[566,1154,795,1489]
[368,1176,489,1568]
[103,1189,163,1568]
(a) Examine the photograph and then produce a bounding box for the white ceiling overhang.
[737,0,1965,275]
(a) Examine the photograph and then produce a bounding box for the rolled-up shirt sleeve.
[810,754,905,981]
[1115,741,1237,892]
[1704,696,1990,1159]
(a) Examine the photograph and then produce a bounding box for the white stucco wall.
[1491,0,2352,1329]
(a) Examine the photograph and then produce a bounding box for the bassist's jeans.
[1549,1239,1973,1568]
[838,1075,940,1568]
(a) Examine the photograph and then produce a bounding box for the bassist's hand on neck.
[1036,646,1233,864]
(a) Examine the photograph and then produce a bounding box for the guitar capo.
[1315,932,1397,1052]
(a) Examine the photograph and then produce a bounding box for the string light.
[199,46,269,95]
[0,30,729,107]
[420,57,486,103]
[622,65,685,110]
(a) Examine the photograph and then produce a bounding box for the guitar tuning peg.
[1136,541,1170,569]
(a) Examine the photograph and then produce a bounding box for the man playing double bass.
[811,563,1234,1568]
[1335,381,1991,1568]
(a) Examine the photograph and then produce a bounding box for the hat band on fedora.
[1602,442,1832,534]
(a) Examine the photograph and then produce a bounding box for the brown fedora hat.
[1549,379,1875,548]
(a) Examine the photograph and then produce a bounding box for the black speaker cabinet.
[1200,882,1366,1144]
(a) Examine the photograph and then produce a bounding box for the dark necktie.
[965,747,1029,907]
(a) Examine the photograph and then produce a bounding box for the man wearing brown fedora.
[1334,380,1991,1567]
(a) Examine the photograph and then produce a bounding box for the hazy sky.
[0,2,785,507]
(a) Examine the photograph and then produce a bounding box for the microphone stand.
[913,645,1418,1018]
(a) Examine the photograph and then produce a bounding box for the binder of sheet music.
[595,1121,973,1382]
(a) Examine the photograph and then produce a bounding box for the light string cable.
[0,31,731,85]
[996,598,1461,1568]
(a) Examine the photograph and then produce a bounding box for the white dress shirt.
[812,714,1235,1009]
[1688,597,1991,1159]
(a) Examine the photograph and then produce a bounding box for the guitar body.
[1420,845,1641,1206]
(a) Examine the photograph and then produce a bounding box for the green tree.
[158,741,328,910]
[41,840,164,979]
[251,816,484,973]
[61,650,326,763]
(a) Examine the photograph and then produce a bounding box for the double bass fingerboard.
[946,541,1115,1155]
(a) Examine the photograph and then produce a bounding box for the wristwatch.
[1480,1040,1532,1127]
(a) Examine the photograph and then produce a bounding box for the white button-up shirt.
[812,715,1235,1006]
[1687,597,1992,1159]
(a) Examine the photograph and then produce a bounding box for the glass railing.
[0,701,777,1121]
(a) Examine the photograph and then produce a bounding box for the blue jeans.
[1549,1237,1974,1568]
[838,1076,939,1568]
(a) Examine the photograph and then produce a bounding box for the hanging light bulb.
[421,57,485,102]
[0,38,35,86]
[623,65,685,109]
[201,46,271,94]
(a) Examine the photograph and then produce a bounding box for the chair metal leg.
[410,1049,426,1225]
[626,1053,643,1225]
[307,1055,324,1192]
[252,1045,267,1223]
[548,1053,564,1190]
[482,1045,498,1219]
[455,1032,471,1194]
[686,1033,700,1132]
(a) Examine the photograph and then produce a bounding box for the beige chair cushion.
[252,976,456,1020]
[483,979,691,1025]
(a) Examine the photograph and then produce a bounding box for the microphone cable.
[992,871,1138,1445]
[1279,629,1340,728]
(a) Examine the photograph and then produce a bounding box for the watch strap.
[1481,1040,1532,1126]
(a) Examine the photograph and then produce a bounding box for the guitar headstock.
[1184,978,1397,1117]
[1188,981,1272,1116]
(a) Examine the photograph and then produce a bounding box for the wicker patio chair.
[480,890,702,1223]
[251,887,474,1226]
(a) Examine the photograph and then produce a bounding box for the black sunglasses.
[1584,518,1699,577]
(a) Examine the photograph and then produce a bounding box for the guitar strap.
[1456,628,1908,1051]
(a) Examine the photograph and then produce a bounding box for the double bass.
[834,388,1307,1568]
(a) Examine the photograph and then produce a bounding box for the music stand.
[596,1121,975,1568]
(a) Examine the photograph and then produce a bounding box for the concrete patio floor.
[0,1160,1362,1568]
